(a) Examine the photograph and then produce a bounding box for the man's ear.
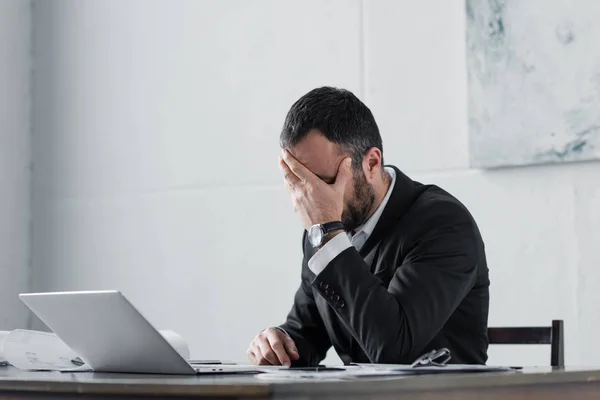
[363,147,383,180]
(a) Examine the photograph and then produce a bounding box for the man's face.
[287,130,376,231]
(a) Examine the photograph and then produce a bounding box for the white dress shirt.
[308,167,397,275]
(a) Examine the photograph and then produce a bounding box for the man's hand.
[247,328,300,366]
[279,150,353,230]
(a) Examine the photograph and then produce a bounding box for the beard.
[341,169,376,232]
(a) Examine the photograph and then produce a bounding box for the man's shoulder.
[399,182,479,235]
[387,167,474,225]
[413,184,471,214]
[388,182,486,269]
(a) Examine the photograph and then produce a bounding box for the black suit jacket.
[279,166,489,366]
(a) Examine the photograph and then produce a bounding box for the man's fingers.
[246,347,257,365]
[268,337,291,366]
[282,150,313,183]
[249,329,299,366]
[279,156,300,187]
[257,339,280,365]
[333,157,353,192]
[283,336,300,360]
[254,342,274,366]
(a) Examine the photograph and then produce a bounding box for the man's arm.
[309,204,479,363]
[278,232,332,367]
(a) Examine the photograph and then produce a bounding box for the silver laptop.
[20,290,274,374]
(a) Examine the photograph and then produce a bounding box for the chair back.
[487,320,564,367]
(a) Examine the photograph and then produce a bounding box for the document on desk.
[256,364,515,381]
[2,330,88,372]
[0,331,10,366]
[255,366,436,381]
[255,367,360,381]
[355,363,516,374]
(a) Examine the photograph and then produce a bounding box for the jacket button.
[338,301,345,308]
[325,289,332,296]
[320,282,329,290]
[332,294,340,302]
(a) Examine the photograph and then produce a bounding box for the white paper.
[256,372,350,381]
[0,331,9,365]
[2,329,87,371]
[256,364,516,381]
[159,330,190,360]
[355,363,515,374]
[255,366,387,381]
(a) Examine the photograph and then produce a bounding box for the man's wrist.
[318,229,344,249]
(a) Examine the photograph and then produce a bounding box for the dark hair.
[280,87,383,170]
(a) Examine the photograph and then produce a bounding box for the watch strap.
[321,221,345,235]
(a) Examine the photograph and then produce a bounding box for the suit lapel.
[362,242,380,270]
[358,165,417,259]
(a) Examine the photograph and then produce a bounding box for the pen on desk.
[71,357,85,366]
[288,366,345,372]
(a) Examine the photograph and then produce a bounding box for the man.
[247,87,489,367]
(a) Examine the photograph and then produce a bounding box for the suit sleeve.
[278,232,332,366]
[310,203,479,363]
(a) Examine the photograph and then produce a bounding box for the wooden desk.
[1,366,600,399]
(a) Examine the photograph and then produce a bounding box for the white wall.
[31,0,600,366]
[31,0,360,362]
[0,0,31,330]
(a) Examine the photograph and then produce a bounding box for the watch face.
[308,225,324,247]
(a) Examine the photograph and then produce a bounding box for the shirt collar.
[352,167,396,239]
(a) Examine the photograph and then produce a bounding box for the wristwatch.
[307,221,345,248]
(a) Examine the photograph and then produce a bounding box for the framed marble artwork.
[466,0,600,168]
